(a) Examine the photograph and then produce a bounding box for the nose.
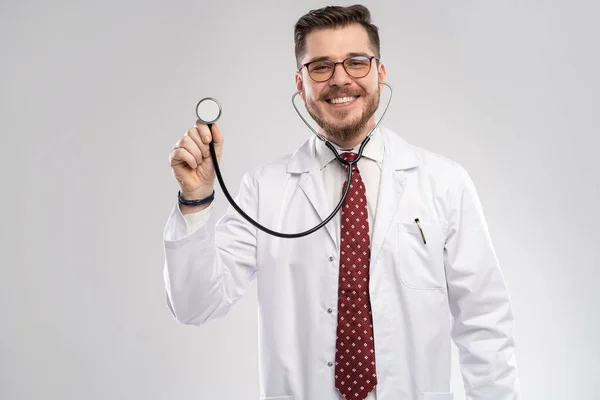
[329,63,352,86]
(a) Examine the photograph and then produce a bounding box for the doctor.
[164,4,520,400]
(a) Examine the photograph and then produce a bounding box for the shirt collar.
[314,127,384,170]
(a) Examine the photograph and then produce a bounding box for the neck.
[321,119,377,149]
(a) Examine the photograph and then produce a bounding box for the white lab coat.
[162,126,520,400]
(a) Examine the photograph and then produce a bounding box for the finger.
[210,123,224,147]
[197,138,212,160]
[195,120,212,144]
[208,123,224,162]
[186,126,205,152]
[171,147,197,169]
[194,121,220,160]
[187,125,212,160]
[179,135,203,165]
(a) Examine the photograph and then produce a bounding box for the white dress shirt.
[174,129,384,400]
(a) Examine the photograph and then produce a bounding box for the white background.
[1,0,599,399]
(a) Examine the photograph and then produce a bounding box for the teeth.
[330,96,357,104]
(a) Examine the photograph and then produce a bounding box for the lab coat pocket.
[397,220,447,290]
[422,392,454,399]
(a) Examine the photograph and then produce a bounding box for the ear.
[377,61,387,88]
[294,71,305,101]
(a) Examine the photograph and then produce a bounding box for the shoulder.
[382,126,465,174]
[380,126,474,199]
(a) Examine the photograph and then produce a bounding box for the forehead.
[303,24,372,62]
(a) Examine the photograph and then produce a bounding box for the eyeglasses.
[300,55,379,82]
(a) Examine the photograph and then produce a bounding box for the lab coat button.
[328,256,334,262]
[327,361,333,367]
[327,308,333,313]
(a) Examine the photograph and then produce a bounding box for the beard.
[305,86,380,144]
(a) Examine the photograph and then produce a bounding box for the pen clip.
[414,218,427,244]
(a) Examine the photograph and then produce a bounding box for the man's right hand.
[169,120,224,213]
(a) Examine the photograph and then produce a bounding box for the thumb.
[210,123,224,149]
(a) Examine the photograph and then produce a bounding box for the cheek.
[304,90,320,104]
[304,83,326,101]
[360,75,379,93]
[360,82,375,94]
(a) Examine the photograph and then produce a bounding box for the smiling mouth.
[325,95,360,105]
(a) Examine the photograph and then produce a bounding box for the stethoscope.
[195,81,393,238]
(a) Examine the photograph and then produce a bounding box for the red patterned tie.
[334,152,377,400]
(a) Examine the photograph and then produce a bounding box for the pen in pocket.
[414,218,427,244]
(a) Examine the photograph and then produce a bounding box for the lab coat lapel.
[288,137,338,248]
[370,128,420,263]
[297,171,338,247]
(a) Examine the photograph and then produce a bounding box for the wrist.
[180,187,214,200]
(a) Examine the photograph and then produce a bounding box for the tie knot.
[340,152,358,162]
[339,152,359,172]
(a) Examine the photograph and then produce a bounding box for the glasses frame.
[299,55,380,83]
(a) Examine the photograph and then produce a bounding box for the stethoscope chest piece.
[196,97,222,125]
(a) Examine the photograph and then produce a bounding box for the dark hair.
[294,4,381,68]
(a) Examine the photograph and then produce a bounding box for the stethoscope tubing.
[203,82,392,238]
[208,133,370,238]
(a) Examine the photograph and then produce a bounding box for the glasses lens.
[308,60,335,82]
[343,56,372,78]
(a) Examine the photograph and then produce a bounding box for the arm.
[444,165,521,399]
[162,172,258,325]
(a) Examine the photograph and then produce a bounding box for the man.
[164,5,520,400]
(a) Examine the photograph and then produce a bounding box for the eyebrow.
[304,52,372,65]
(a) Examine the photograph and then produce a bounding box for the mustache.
[320,88,364,101]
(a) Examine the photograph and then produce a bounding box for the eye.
[311,63,333,71]
[346,58,369,67]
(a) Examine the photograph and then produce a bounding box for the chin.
[328,119,361,132]
[305,96,373,142]
[327,106,363,123]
